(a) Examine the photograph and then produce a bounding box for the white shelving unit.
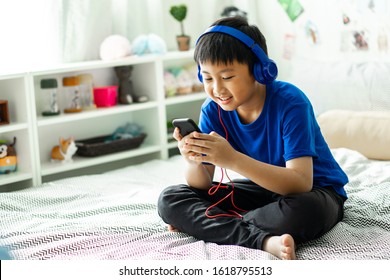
[0,50,207,191]
[0,73,36,190]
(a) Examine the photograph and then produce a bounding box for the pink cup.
[93,86,118,107]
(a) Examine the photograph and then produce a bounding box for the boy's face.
[199,60,262,113]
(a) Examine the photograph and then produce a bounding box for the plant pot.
[176,35,191,51]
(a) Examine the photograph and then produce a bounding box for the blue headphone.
[196,25,278,84]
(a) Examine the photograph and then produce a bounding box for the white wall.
[253,0,390,114]
[254,0,390,80]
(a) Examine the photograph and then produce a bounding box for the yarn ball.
[147,34,167,55]
[132,35,149,55]
[132,34,167,55]
[99,35,132,60]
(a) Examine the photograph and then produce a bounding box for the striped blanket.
[0,149,389,260]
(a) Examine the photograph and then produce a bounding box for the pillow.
[317,110,390,160]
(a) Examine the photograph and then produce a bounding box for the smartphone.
[172,118,201,137]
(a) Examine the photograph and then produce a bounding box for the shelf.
[0,72,26,80]
[164,92,207,105]
[0,50,203,189]
[0,123,29,133]
[40,143,161,176]
[0,170,33,185]
[162,49,194,61]
[36,102,158,127]
[31,55,160,75]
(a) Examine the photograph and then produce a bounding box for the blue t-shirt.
[199,80,348,198]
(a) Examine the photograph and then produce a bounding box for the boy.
[158,16,348,260]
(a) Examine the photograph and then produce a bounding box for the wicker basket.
[75,133,147,157]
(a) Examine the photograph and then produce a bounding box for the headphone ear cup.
[253,62,265,84]
[253,60,278,84]
[197,65,203,83]
[262,60,278,84]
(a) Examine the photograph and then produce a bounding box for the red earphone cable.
[205,105,246,219]
[217,105,228,141]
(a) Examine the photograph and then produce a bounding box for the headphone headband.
[196,25,278,84]
[197,26,254,47]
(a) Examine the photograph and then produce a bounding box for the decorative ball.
[147,34,167,55]
[132,35,149,55]
[132,34,167,55]
[99,35,132,60]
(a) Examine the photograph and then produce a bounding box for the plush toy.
[105,122,144,142]
[165,67,196,95]
[164,70,177,97]
[175,68,193,95]
[185,63,204,92]
[163,64,204,96]
[51,137,78,163]
[0,144,7,158]
[132,34,167,55]
[99,35,132,61]
[0,137,17,174]
[114,65,148,103]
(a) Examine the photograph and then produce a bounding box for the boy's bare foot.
[167,224,180,232]
[262,234,296,260]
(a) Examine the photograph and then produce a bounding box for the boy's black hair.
[194,16,268,74]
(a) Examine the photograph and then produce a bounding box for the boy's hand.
[173,127,203,164]
[182,131,237,169]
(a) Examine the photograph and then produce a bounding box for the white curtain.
[60,0,114,62]
[0,0,257,72]
[0,0,61,72]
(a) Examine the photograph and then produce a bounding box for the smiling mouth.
[216,96,232,102]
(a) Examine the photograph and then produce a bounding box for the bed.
[0,142,389,260]
[2,57,390,260]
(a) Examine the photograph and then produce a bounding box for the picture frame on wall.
[0,100,10,125]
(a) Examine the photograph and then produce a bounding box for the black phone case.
[172,118,201,137]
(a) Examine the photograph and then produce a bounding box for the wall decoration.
[340,0,389,53]
[283,34,296,60]
[377,28,389,52]
[278,0,304,22]
[305,20,320,45]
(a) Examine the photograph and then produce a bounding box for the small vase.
[176,35,191,51]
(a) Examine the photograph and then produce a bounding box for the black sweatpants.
[157,179,345,250]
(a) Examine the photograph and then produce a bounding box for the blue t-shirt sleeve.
[199,98,219,134]
[282,101,318,161]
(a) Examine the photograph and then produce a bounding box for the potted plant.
[169,4,190,51]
